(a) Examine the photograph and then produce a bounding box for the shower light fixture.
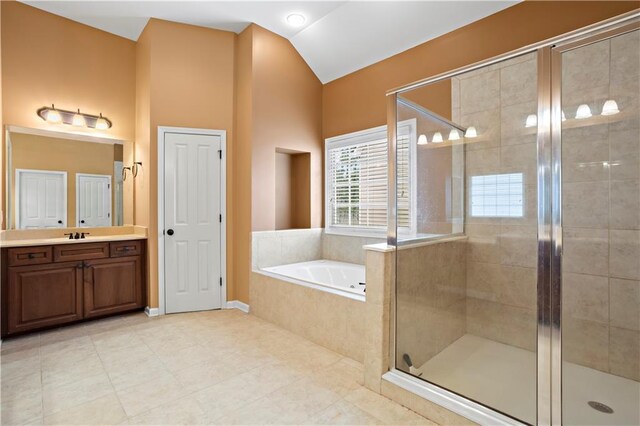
[448,129,460,141]
[72,109,86,127]
[575,104,592,119]
[525,114,537,128]
[417,134,428,145]
[37,105,113,129]
[601,99,620,116]
[432,132,444,143]
[286,13,306,27]
[464,126,477,138]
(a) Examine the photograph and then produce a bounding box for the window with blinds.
[325,122,415,235]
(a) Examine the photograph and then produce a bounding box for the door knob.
[167,229,174,236]
[57,220,63,224]
[80,220,85,224]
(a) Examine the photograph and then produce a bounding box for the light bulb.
[525,114,537,128]
[46,106,62,124]
[464,126,477,138]
[448,129,460,141]
[562,110,566,122]
[575,104,592,119]
[95,113,109,130]
[601,99,620,116]
[286,13,306,27]
[432,132,443,143]
[417,134,428,145]
[72,109,86,127]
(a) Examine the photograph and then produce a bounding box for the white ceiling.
[21,1,518,83]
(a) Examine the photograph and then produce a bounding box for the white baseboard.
[226,300,250,313]
[145,307,160,317]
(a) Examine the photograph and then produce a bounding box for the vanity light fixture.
[448,129,461,141]
[43,104,62,124]
[417,134,428,145]
[95,113,110,130]
[72,109,86,127]
[464,126,478,138]
[601,99,620,116]
[37,105,113,129]
[432,132,444,143]
[286,13,306,27]
[525,114,537,128]
[575,104,592,119]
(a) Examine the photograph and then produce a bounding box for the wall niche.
[275,149,311,230]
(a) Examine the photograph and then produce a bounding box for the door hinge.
[108,213,111,218]
[218,150,222,159]
[108,183,111,189]
[219,277,223,287]
[219,214,222,223]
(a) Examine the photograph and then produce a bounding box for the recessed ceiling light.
[286,13,306,28]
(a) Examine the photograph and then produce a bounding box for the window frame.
[324,119,417,238]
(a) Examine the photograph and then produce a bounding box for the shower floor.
[417,334,639,425]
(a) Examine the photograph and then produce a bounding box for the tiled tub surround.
[560,30,640,381]
[250,229,379,362]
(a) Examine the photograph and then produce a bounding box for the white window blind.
[326,123,414,234]
[470,173,524,217]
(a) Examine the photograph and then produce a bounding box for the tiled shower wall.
[452,53,539,353]
[560,30,639,381]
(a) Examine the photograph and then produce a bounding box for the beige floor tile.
[1,333,41,353]
[127,396,209,425]
[92,330,145,353]
[171,356,247,393]
[42,372,114,415]
[1,390,43,426]
[116,372,187,417]
[345,387,434,425]
[305,399,383,425]
[1,370,42,403]
[43,393,126,425]
[156,344,215,372]
[1,349,42,381]
[42,352,105,388]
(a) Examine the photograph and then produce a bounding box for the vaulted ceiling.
[21,1,518,83]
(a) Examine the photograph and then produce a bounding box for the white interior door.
[16,169,67,229]
[76,174,112,227]
[164,132,222,313]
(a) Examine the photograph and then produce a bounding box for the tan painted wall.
[322,1,639,139]
[1,1,136,228]
[10,133,117,227]
[233,26,254,303]
[135,19,236,307]
[250,25,323,232]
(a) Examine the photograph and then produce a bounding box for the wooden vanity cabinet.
[1,239,146,337]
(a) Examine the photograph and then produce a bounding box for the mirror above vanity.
[5,126,133,230]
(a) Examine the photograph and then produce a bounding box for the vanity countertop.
[0,233,147,248]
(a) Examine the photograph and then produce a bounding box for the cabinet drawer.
[54,243,109,262]
[8,246,53,266]
[110,240,142,257]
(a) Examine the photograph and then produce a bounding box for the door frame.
[75,173,112,227]
[15,168,68,229]
[157,126,227,316]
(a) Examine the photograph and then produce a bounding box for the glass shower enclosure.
[387,13,639,425]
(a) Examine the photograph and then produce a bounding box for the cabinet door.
[83,256,143,318]
[7,262,83,334]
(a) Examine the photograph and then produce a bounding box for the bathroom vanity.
[1,237,146,337]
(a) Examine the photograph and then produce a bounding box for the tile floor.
[1,309,433,425]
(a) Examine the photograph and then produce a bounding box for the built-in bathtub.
[262,260,365,301]
[250,229,378,362]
